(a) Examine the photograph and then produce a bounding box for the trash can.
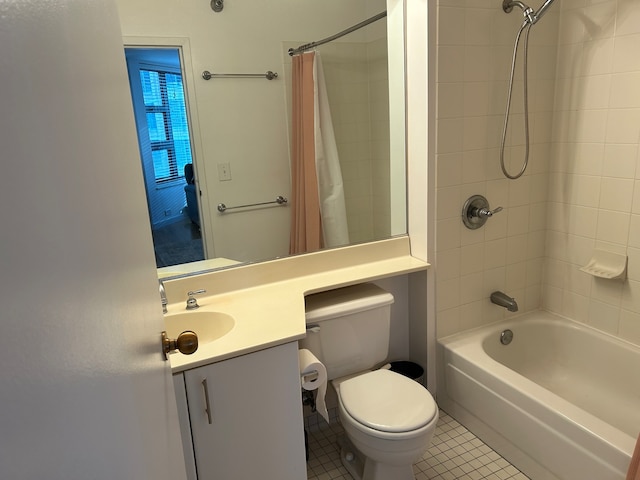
[389,361,424,385]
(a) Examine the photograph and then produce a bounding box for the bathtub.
[437,310,639,480]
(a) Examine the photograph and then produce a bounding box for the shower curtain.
[289,51,349,254]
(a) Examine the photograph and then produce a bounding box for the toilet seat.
[339,369,437,433]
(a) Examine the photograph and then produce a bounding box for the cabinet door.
[184,342,306,480]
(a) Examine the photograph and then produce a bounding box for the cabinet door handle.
[202,378,213,424]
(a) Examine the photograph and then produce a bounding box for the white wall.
[115,0,386,263]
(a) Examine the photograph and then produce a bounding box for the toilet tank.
[301,283,394,380]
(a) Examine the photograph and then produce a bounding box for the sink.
[164,311,235,344]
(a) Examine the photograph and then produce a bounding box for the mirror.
[116,0,407,278]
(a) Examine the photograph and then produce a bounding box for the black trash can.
[389,361,424,384]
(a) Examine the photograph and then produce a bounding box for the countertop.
[164,236,430,373]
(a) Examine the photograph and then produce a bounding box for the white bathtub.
[437,310,639,480]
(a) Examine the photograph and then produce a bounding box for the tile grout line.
[306,409,530,480]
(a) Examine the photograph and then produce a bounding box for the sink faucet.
[490,291,518,312]
[159,281,168,314]
[186,289,207,310]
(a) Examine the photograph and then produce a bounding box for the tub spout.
[491,291,518,312]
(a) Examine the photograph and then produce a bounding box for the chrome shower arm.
[502,0,528,13]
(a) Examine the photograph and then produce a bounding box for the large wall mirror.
[116,0,407,278]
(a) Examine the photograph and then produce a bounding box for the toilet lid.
[339,369,437,433]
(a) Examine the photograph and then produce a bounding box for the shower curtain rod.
[288,11,387,56]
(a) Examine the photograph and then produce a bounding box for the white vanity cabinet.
[174,341,307,480]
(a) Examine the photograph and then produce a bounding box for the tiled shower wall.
[435,0,558,337]
[436,0,640,348]
[544,0,640,345]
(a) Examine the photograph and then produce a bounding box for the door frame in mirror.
[123,36,214,261]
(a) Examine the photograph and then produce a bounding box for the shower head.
[502,0,556,25]
[533,0,556,23]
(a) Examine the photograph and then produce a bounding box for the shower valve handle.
[477,206,503,218]
[462,195,502,229]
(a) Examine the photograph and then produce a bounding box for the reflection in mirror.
[124,47,206,268]
[116,0,406,278]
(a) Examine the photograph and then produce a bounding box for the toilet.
[301,283,438,480]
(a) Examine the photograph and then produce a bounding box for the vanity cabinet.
[174,341,307,480]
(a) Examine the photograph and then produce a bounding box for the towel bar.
[217,195,288,213]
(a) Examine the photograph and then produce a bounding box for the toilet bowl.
[301,283,438,480]
[333,369,438,480]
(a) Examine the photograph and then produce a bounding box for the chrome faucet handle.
[159,281,168,314]
[477,206,503,218]
[186,289,207,310]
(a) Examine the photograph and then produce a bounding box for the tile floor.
[306,410,531,480]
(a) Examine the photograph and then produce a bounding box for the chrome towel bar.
[217,195,288,213]
[202,70,278,81]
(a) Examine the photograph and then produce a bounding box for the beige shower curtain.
[289,52,323,254]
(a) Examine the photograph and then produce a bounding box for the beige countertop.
[163,236,429,373]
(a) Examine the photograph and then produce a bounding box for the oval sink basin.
[164,311,235,345]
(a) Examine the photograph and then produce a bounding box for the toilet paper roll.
[298,348,329,424]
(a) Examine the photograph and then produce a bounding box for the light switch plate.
[217,162,232,181]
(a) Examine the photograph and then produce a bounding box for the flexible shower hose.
[500,21,532,180]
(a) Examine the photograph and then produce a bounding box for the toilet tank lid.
[305,283,394,323]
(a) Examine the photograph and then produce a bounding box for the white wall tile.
[587,299,620,334]
[590,276,623,306]
[621,280,640,314]
[610,73,640,109]
[507,205,530,236]
[484,238,507,269]
[483,266,506,295]
[606,109,640,144]
[612,33,640,73]
[437,82,465,119]
[562,291,590,322]
[437,185,462,219]
[506,261,527,290]
[629,215,640,248]
[437,277,461,312]
[581,38,614,76]
[459,300,486,331]
[436,307,461,338]
[460,243,484,275]
[595,210,630,244]
[604,144,637,178]
[619,309,640,346]
[598,177,634,212]
[460,272,484,304]
[437,248,461,281]
[568,205,598,238]
[627,247,640,282]
[438,7,466,46]
[437,217,462,252]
